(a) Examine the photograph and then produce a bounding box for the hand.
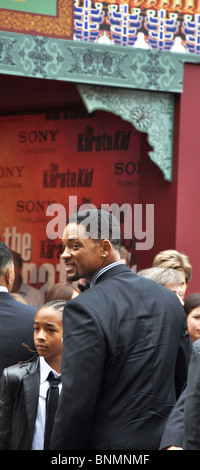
[166,446,183,450]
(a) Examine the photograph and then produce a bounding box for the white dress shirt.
[0,287,8,292]
[31,356,61,450]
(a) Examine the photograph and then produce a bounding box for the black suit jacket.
[159,386,186,449]
[51,264,190,450]
[0,356,40,449]
[0,292,36,377]
[183,339,200,449]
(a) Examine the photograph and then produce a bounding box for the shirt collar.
[39,356,60,384]
[0,286,8,292]
[90,261,123,287]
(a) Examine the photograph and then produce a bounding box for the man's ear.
[100,239,112,258]
[4,268,10,287]
[5,267,14,291]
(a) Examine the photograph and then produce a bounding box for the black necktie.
[44,371,61,450]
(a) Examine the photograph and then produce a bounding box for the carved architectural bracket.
[0,31,199,182]
[78,84,174,182]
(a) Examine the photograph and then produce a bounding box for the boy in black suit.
[0,300,64,450]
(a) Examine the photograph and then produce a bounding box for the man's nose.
[61,247,71,259]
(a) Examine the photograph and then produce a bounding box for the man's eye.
[72,244,79,249]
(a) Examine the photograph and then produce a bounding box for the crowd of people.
[0,208,199,450]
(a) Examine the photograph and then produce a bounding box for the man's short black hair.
[66,209,121,252]
[0,242,14,276]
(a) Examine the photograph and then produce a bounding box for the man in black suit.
[51,209,190,450]
[159,387,186,450]
[183,338,200,449]
[0,242,36,376]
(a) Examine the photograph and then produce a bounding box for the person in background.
[0,299,65,450]
[0,242,36,377]
[184,293,200,343]
[50,209,190,451]
[137,267,184,305]
[159,385,186,451]
[159,293,200,450]
[183,338,200,449]
[11,250,44,308]
[11,292,28,304]
[72,278,90,293]
[138,266,191,399]
[152,249,192,299]
[119,245,130,267]
[45,282,80,303]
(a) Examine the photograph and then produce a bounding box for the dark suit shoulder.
[71,268,182,311]
[0,292,37,315]
[1,356,39,386]
[10,297,37,315]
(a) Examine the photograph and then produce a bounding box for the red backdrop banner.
[0,109,141,296]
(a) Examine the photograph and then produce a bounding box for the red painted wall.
[137,129,178,272]
[175,64,200,295]
[0,75,81,112]
[138,64,200,296]
[1,72,199,295]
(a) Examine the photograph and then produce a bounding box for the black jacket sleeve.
[0,368,14,449]
[159,387,186,449]
[50,299,106,450]
[183,339,200,449]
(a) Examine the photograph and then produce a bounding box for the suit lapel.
[23,360,40,444]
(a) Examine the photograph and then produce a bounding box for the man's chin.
[67,272,80,282]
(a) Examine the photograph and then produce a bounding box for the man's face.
[178,269,187,298]
[61,223,103,282]
[165,284,184,306]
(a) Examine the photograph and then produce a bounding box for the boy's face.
[34,306,63,367]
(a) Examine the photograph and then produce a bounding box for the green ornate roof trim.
[0,30,198,182]
[78,84,174,182]
[0,32,200,93]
